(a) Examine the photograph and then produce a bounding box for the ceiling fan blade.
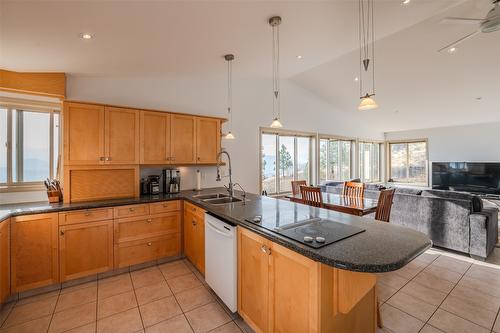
[440,17,483,25]
[437,30,481,53]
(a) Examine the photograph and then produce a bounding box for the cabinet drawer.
[184,201,205,218]
[59,208,114,225]
[113,204,149,219]
[150,201,180,215]
[114,234,180,268]
[114,212,180,243]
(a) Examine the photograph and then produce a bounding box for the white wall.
[67,76,383,195]
[385,122,500,163]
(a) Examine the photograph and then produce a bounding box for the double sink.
[193,193,244,205]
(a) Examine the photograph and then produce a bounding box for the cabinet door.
[268,242,320,333]
[237,227,270,333]
[196,117,220,164]
[104,107,140,164]
[64,102,105,165]
[11,213,59,292]
[171,114,196,164]
[60,220,114,282]
[193,214,205,274]
[0,220,10,303]
[140,111,170,164]
[183,210,196,265]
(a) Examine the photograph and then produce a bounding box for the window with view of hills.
[388,141,428,185]
[261,131,313,195]
[0,104,60,188]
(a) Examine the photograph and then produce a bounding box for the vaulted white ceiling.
[1,0,499,132]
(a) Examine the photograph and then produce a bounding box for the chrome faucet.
[216,150,233,197]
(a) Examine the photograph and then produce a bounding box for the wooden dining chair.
[291,180,307,196]
[342,181,365,198]
[375,189,396,222]
[300,186,324,208]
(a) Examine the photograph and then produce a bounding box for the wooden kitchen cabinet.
[11,213,59,292]
[0,220,10,302]
[59,220,114,281]
[104,107,140,164]
[64,102,105,165]
[183,202,205,274]
[171,114,196,164]
[64,102,140,165]
[196,117,220,164]
[140,111,171,164]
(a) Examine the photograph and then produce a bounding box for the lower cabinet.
[59,220,114,281]
[11,213,59,293]
[183,202,205,274]
[237,227,320,333]
[0,220,10,302]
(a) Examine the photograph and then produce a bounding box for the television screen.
[432,162,500,195]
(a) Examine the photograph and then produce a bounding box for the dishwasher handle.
[206,219,234,238]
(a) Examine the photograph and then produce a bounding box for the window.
[359,141,381,183]
[261,130,313,195]
[0,101,60,189]
[388,141,428,185]
[319,138,353,183]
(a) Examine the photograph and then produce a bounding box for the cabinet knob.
[261,245,271,255]
[197,157,200,161]
[192,220,196,226]
[60,230,65,236]
[147,219,152,223]
[147,242,152,246]
[99,157,105,161]
[171,157,175,161]
[129,208,135,212]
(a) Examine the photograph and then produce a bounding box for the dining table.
[285,192,378,217]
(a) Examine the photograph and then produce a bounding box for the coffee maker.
[163,169,181,194]
[141,175,161,195]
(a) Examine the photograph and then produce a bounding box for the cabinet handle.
[147,219,152,223]
[171,157,176,161]
[99,157,105,161]
[197,157,200,161]
[167,157,171,161]
[147,242,152,246]
[129,208,135,212]
[261,245,271,255]
[60,230,65,236]
[192,220,196,226]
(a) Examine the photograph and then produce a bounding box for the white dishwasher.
[204,213,237,312]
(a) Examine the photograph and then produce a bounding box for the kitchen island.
[0,188,431,333]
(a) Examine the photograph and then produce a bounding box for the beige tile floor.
[377,246,500,333]
[3,246,500,333]
[0,259,254,333]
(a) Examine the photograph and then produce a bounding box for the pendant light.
[224,54,235,139]
[357,0,378,111]
[269,16,283,128]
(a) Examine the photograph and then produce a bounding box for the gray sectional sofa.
[322,181,499,260]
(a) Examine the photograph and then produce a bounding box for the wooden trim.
[0,69,66,98]
[64,99,227,122]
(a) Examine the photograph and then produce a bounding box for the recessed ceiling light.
[476,97,482,101]
[80,33,93,40]
[448,47,457,54]
[354,77,359,82]
[402,0,411,5]
[296,55,303,59]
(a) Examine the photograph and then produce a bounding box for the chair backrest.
[375,189,396,222]
[300,186,324,208]
[342,181,365,198]
[291,180,307,196]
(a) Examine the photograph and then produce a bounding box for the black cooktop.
[276,219,366,249]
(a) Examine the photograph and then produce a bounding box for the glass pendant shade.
[270,117,283,128]
[358,94,378,111]
[224,131,235,139]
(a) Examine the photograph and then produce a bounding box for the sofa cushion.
[421,189,483,212]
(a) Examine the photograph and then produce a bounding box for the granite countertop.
[0,187,432,273]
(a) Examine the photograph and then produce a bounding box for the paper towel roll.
[196,170,201,190]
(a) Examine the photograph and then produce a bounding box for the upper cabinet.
[196,117,220,164]
[171,114,196,164]
[64,102,140,165]
[64,102,105,165]
[140,111,171,164]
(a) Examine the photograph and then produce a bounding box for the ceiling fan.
[438,0,500,52]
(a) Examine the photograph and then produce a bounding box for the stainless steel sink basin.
[193,193,230,200]
[204,197,243,205]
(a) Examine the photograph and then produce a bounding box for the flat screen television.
[432,162,500,195]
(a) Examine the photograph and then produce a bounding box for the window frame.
[358,140,383,183]
[317,134,356,184]
[259,127,315,196]
[386,139,429,186]
[0,98,61,192]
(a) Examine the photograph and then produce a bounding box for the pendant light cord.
[358,0,376,97]
[272,22,280,119]
[227,58,233,132]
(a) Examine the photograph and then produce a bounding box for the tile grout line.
[46,289,61,333]
[164,268,197,333]
[491,303,500,332]
[95,277,99,333]
[129,272,147,332]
